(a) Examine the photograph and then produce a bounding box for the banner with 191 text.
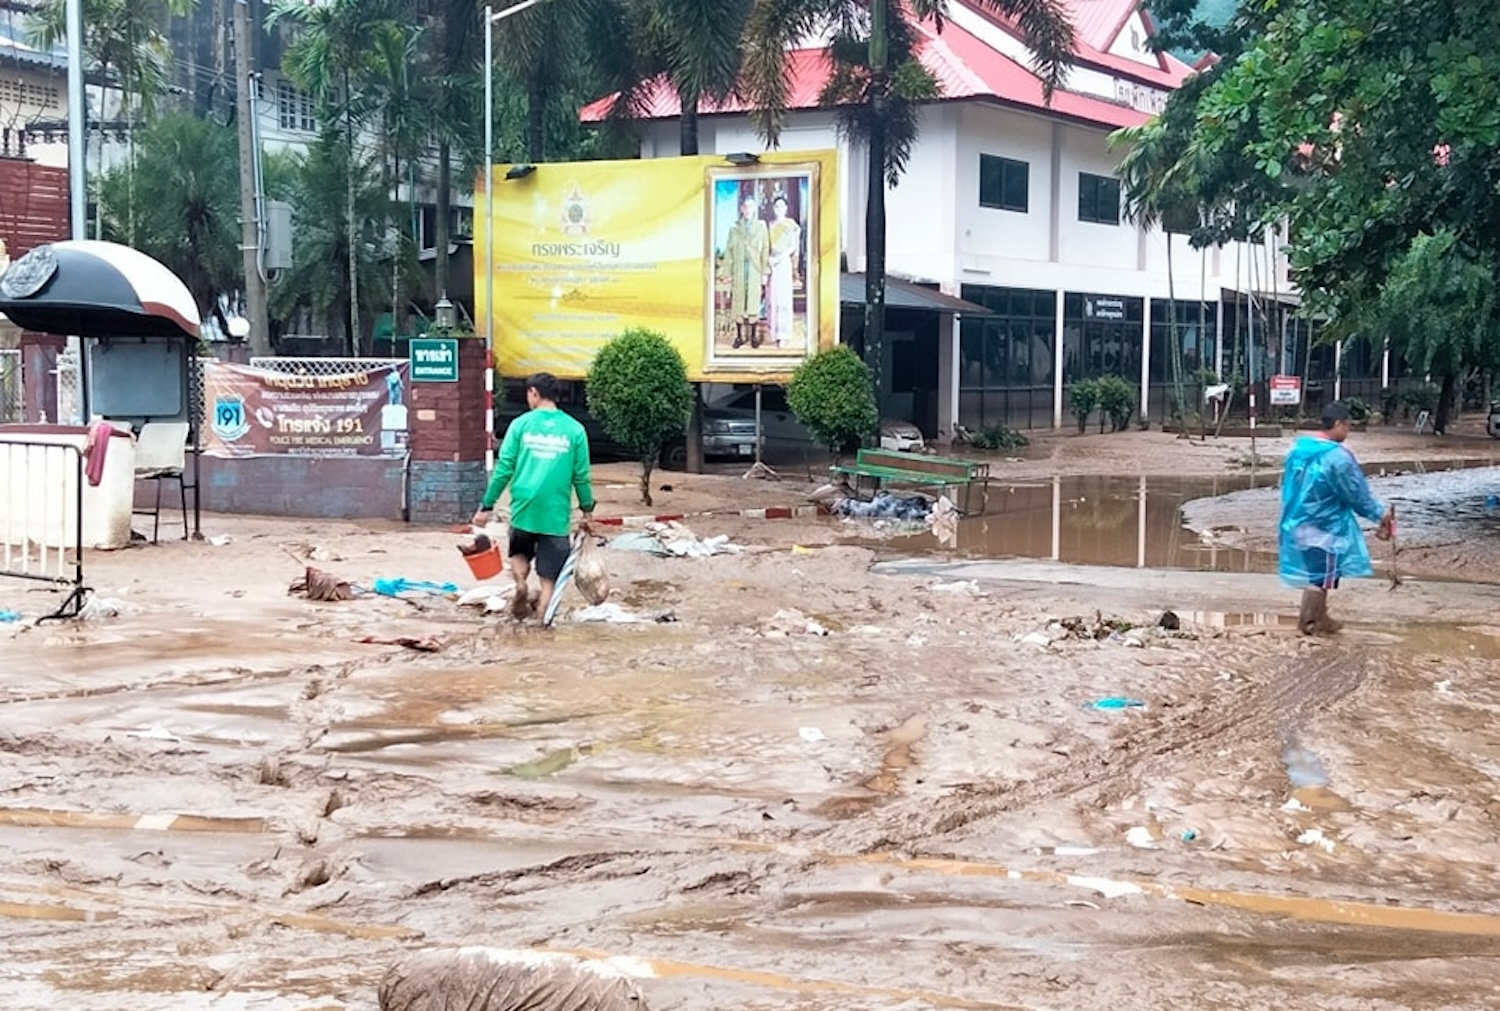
[202,361,410,458]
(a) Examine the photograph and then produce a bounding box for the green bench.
[831,448,990,515]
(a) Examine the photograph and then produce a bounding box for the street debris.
[356,635,442,653]
[799,726,827,742]
[78,593,127,620]
[1091,697,1146,710]
[609,522,742,559]
[0,609,19,623]
[371,578,458,599]
[573,603,646,624]
[289,566,354,602]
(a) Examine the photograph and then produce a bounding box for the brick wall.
[0,159,68,259]
[406,337,488,524]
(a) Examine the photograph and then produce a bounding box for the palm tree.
[415,0,483,301]
[95,111,240,313]
[268,0,408,354]
[27,0,198,241]
[265,133,388,343]
[1112,118,1199,429]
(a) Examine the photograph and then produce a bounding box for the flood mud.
[4,446,1500,1009]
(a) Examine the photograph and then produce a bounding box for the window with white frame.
[276,79,316,133]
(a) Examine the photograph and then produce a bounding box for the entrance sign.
[410,338,460,382]
[1269,374,1302,406]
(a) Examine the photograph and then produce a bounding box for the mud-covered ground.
[5,435,1500,1010]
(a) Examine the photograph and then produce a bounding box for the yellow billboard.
[475,151,839,383]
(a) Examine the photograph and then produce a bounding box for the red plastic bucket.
[460,543,503,580]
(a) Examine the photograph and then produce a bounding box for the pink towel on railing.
[83,421,115,486]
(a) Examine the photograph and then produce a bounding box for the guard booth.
[0,240,203,619]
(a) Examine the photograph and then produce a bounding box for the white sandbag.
[379,947,650,1011]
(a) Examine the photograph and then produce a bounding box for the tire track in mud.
[831,642,1373,851]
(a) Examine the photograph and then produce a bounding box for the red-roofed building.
[582,0,1302,433]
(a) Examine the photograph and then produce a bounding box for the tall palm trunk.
[679,99,699,156]
[1166,232,1184,433]
[345,67,359,356]
[527,75,546,161]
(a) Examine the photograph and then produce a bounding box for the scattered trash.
[357,635,442,653]
[1296,828,1337,854]
[1281,797,1312,813]
[289,567,355,602]
[904,633,928,648]
[1125,826,1157,849]
[1017,630,1055,648]
[1090,697,1146,710]
[791,544,817,554]
[1435,679,1453,694]
[0,609,19,623]
[764,608,834,637]
[457,585,514,609]
[929,579,983,596]
[830,489,934,522]
[125,725,181,742]
[1181,828,1199,842]
[371,578,458,599]
[608,522,742,559]
[78,594,126,620]
[798,726,827,742]
[929,494,960,545]
[208,535,234,547]
[1066,875,1143,899]
[1157,610,1180,630]
[573,603,646,624]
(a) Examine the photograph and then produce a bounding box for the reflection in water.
[889,473,1274,573]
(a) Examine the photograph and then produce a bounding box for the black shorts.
[1301,547,1340,590]
[508,528,571,582]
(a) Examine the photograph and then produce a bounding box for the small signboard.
[410,338,459,382]
[1269,374,1302,406]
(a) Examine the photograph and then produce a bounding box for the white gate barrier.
[0,438,89,620]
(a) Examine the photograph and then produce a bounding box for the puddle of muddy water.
[878,458,1500,576]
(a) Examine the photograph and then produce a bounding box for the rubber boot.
[1298,588,1324,636]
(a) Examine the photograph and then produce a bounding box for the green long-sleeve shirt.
[480,407,595,536]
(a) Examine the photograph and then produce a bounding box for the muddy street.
[4,440,1500,1010]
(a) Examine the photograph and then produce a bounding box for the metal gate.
[0,438,90,620]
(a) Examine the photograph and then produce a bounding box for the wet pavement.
[5,497,1500,1009]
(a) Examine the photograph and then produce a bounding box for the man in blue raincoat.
[1280,401,1395,634]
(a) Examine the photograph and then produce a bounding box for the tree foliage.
[1143,0,1500,431]
[96,112,239,314]
[786,345,878,457]
[586,328,694,506]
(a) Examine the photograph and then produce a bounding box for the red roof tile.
[580,0,1196,131]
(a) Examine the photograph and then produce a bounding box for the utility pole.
[863,0,888,427]
[233,0,271,356]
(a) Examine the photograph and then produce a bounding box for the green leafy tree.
[587,328,694,506]
[1162,0,1500,431]
[95,112,238,314]
[786,345,878,461]
[269,0,408,354]
[27,0,197,241]
[264,134,389,345]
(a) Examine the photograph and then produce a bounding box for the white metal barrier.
[0,438,89,620]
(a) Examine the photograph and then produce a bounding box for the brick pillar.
[407,337,489,525]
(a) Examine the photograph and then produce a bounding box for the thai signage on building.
[1083,295,1127,321]
[202,361,410,458]
[477,151,840,383]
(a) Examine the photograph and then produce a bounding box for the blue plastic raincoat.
[1278,435,1388,586]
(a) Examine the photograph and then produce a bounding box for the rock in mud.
[379,947,650,1011]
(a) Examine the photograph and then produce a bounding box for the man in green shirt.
[472,373,595,622]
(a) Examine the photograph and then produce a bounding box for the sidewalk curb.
[592,504,823,527]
